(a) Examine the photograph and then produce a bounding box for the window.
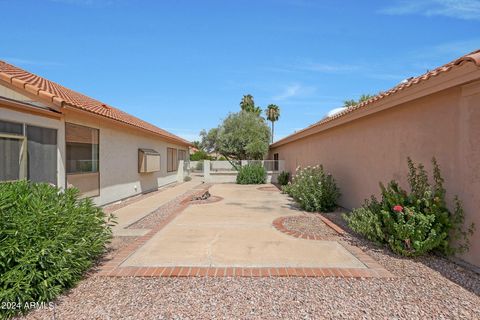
[167,147,177,172]
[178,149,187,162]
[0,137,24,181]
[0,120,57,184]
[273,153,279,171]
[27,125,57,184]
[66,123,99,197]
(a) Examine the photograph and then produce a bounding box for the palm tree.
[343,94,373,107]
[240,94,255,111]
[265,104,280,143]
[240,94,262,116]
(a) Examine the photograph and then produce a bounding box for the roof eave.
[271,58,480,149]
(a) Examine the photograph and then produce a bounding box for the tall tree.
[343,94,373,107]
[240,94,262,116]
[265,104,280,143]
[217,111,270,160]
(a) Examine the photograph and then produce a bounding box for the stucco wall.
[64,109,188,206]
[269,82,480,267]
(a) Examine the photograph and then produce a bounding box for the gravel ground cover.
[101,236,138,261]
[20,275,480,319]
[18,206,480,319]
[102,183,179,214]
[281,215,341,240]
[189,195,224,205]
[321,209,480,296]
[126,189,200,229]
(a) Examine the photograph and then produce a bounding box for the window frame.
[1,119,59,184]
[167,147,178,172]
[0,132,27,181]
[65,122,100,198]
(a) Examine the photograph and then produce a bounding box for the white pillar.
[204,160,210,182]
[177,160,184,182]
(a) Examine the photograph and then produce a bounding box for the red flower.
[393,205,403,213]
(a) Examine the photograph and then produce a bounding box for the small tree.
[217,111,270,160]
[199,128,219,154]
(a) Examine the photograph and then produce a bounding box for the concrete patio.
[101,183,391,277]
[122,184,365,268]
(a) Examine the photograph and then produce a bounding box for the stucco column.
[203,160,210,183]
[176,160,184,182]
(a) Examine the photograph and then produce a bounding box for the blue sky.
[1,0,479,142]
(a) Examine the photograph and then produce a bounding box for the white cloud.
[326,107,347,117]
[272,84,316,101]
[380,0,480,20]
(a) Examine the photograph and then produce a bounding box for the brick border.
[96,187,394,279]
[98,265,393,278]
[272,214,345,240]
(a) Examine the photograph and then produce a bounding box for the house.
[269,50,480,269]
[0,61,191,206]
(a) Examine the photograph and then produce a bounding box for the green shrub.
[236,163,266,184]
[184,176,192,182]
[190,150,212,161]
[0,181,114,318]
[282,165,340,212]
[343,158,475,257]
[277,171,290,186]
[195,161,204,171]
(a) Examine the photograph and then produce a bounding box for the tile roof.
[271,49,480,148]
[0,61,191,146]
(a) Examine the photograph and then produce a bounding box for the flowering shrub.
[344,158,475,257]
[282,165,340,212]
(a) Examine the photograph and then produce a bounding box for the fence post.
[204,160,210,182]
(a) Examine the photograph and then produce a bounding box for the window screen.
[167,147,178,172]
[0,137,22,181]
[66,123,99,173]
[66,123,100,197]
[178,149,187,162]
[0,120,23,135]
[27,125,57,185]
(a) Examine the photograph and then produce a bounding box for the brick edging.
[99,265,394,278]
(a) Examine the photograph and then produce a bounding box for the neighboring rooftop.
[271,49,480,148]
[0,61,191,146]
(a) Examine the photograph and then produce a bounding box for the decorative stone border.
[272,214,345,240]
[188,195,224,205]
[96,187,394,279]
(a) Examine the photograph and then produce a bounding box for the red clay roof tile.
[271,49,480,147]
[0,61,191,146]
